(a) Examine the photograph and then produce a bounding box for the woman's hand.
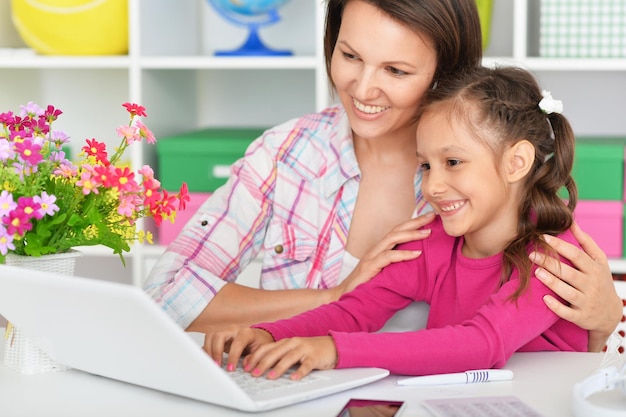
[242,336,338,380]
[203,326,274,369]
[334,212,435,298]
[529,221,622,351]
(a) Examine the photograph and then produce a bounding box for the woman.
[144,0,621,351]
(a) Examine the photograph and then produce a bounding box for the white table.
[0,339,614,417]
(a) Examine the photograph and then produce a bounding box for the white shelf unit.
[1,0,625,281]
[0,0,329,285]
[484,0,626,273]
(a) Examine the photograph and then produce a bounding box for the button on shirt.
[143,105,427,328]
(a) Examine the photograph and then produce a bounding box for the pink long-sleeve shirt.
[254,217,588,376]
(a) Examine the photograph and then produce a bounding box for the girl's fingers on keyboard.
[250,336,338,380]
[232,328,275,372]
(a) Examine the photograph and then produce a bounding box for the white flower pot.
[3,250,82,374]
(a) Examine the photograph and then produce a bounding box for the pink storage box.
[158,192,211,246]
[574,200,623,258]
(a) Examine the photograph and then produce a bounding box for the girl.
[205,66,588,378]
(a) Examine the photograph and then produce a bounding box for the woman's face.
[331,0,437,141]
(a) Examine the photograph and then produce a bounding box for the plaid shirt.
[144,105,427,328]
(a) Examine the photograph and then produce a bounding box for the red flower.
[82,138,109,165]
[113,166,137,192]
[177,183,190,211]
[122,102,147,118]
[93,165,116,188]
[43,105,62,123]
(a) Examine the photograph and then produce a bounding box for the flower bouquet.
[0,101,189,263]
[1,101,189,373]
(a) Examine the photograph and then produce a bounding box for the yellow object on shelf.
[11,0,128,55]
[475,0,494,49]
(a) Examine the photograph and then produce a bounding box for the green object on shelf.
[156,127,266,192]
[475,0,494,49]
[560,137,626,201]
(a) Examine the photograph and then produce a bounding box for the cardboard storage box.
[158,192,211,246]
[575,200,623,258]
[540,0,626,58]
[571,138,625,201]
[157,127,266,192]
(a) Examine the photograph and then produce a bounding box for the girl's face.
[330,0,437,142]
[416,110,520,258]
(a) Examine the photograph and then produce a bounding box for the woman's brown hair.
[323,0,484,90]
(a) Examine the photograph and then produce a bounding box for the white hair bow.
[539,90,563,114]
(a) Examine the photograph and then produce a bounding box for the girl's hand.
[335,212,435,297]
[243,336,338,380]
[203,326,274,369]
[530,221,622,351]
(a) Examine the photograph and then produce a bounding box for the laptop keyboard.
[227,365,326,395]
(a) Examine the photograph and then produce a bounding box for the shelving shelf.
[0,0,624,285]
[483,57,626,71]
[0,54,131,69]
[609,259,626,275]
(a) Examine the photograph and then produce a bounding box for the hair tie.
[538,90,563,115]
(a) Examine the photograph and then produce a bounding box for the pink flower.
[117,125,140,144]
[15,139,43,165]
[54,162,78,178]
[3,208,33,236]
[138,165,155,181]
[76,171,99,195]
[0,226,15,256]
[33,192,59,217]
[0,190,17,217]
[19,102,44,118]
[50,130,70,147]
[136,120,156,144]
[117,194,137,217]
[17,196,43,220]
[0,138,14,161]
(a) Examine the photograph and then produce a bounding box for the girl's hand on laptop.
[203,326,274,369]
[243,336,337,380]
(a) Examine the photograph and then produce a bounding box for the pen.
[396,369,514,386]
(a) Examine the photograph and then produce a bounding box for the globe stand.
[215,25,292,56]
[208,1,293,57]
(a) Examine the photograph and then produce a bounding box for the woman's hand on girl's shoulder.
[529,221,622,351]
[335,212,436,298]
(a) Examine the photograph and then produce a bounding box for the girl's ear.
[505,140,535,183]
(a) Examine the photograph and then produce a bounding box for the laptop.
[0,264,389,412]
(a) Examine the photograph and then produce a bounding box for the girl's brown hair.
[323,0,483,90]
[420,66,578,299]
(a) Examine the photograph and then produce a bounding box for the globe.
[207,0,294,56]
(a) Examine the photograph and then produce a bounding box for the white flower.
[539,90,563,115]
